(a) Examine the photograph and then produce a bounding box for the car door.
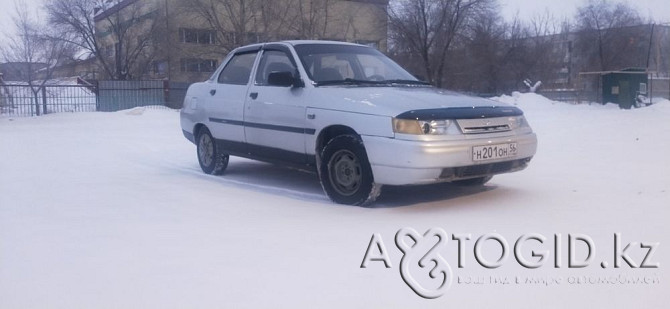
[244,45,310,164]
[206,50,259,151]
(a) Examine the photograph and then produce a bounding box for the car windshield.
[293,44,426,86]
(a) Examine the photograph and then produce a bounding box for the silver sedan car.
[181,41,538,205]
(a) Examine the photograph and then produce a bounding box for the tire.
[452,176,493,186]
[196,127,229,175]
[319,135,381,206]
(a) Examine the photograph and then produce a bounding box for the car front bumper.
[362,132,538,185]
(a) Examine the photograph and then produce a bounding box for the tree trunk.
[33,91,41,116]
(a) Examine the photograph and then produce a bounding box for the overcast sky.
[0,0,43,42]
[1,0,670,42]
[499,0,670,23]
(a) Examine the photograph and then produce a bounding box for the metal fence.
[538,89,600,104]
[1,80,191,117]
[166,82,189,109]
[97,80,165,112]
[650,78,670,101]
[538,76,670,105]
[0,84,97,116]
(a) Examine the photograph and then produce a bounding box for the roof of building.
[94,0,139,22]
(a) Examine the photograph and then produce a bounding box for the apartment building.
[94,0,389,83]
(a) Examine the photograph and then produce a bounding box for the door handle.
[210,89,216,96]
[249,92,258,100]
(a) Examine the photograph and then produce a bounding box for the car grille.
[460,125,511,134]
[456,118,512,134]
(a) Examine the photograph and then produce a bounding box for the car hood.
[310,86,516,118]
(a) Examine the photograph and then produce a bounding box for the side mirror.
[268,71,304,88]
[268,71,295,87]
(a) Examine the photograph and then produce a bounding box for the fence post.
[95,82,100,112]
[41,86,48,115]
[649,73,653,103]
[163,80,169,107]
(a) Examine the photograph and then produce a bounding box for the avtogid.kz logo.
[395,228,453,299]
[361,227,453,299]
[360,228,660,299]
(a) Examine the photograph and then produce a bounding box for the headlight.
[393,118,457,135]
[508,116,529,130]
[392,118,423,134]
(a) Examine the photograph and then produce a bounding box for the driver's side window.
[217,52,258,85]
[357,54,388,80]
[255,50,297,86]
[306,55,354,82]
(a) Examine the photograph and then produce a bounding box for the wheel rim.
[329,150,362,196]
[198,133,214,167]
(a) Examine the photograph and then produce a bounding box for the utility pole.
[661,23,670,101]
[646,23,655,69]
[164,0,172,82]
[646,23,655,103]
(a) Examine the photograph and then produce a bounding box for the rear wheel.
[452,176,493,186]
[319,135,380,206]
[197,127,228,175]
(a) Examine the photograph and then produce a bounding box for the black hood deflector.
[395,106,524,120]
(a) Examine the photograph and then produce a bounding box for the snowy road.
[1,94,669,308]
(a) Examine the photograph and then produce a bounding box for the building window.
[180,28,216,45]
[218,32,261,45]
[152,60,168,75]
[104,45,114,57]
[180,58,218,73]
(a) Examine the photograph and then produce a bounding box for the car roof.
[232,40,368,53]
[282,40,365,47]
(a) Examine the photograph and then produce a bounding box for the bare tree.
[45,0,165,80]
[575,0,645,71]
[394,5,566,95]
[179,0,261,54]
[389,0,496,88]
[257,1,298,41]
[1,1,75,115]
[510,12,565,90]
[179,0,335,55]
[528,10,561,37]
[295,0,332,39]
[447,7,506,93]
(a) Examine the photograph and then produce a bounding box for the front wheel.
[319,135,381,206]
[197,127,229,175]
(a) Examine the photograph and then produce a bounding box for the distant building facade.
[94,0,389,83]
[51,58,101,81]
[0,62,48,82]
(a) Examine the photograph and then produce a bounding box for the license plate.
[472,143,518,162]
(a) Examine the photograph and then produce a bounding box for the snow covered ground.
[1,94,669,308]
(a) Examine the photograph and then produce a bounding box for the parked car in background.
[180,41,538,206]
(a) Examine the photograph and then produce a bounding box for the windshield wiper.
[382,79,431,86]
[315,78,386,87]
